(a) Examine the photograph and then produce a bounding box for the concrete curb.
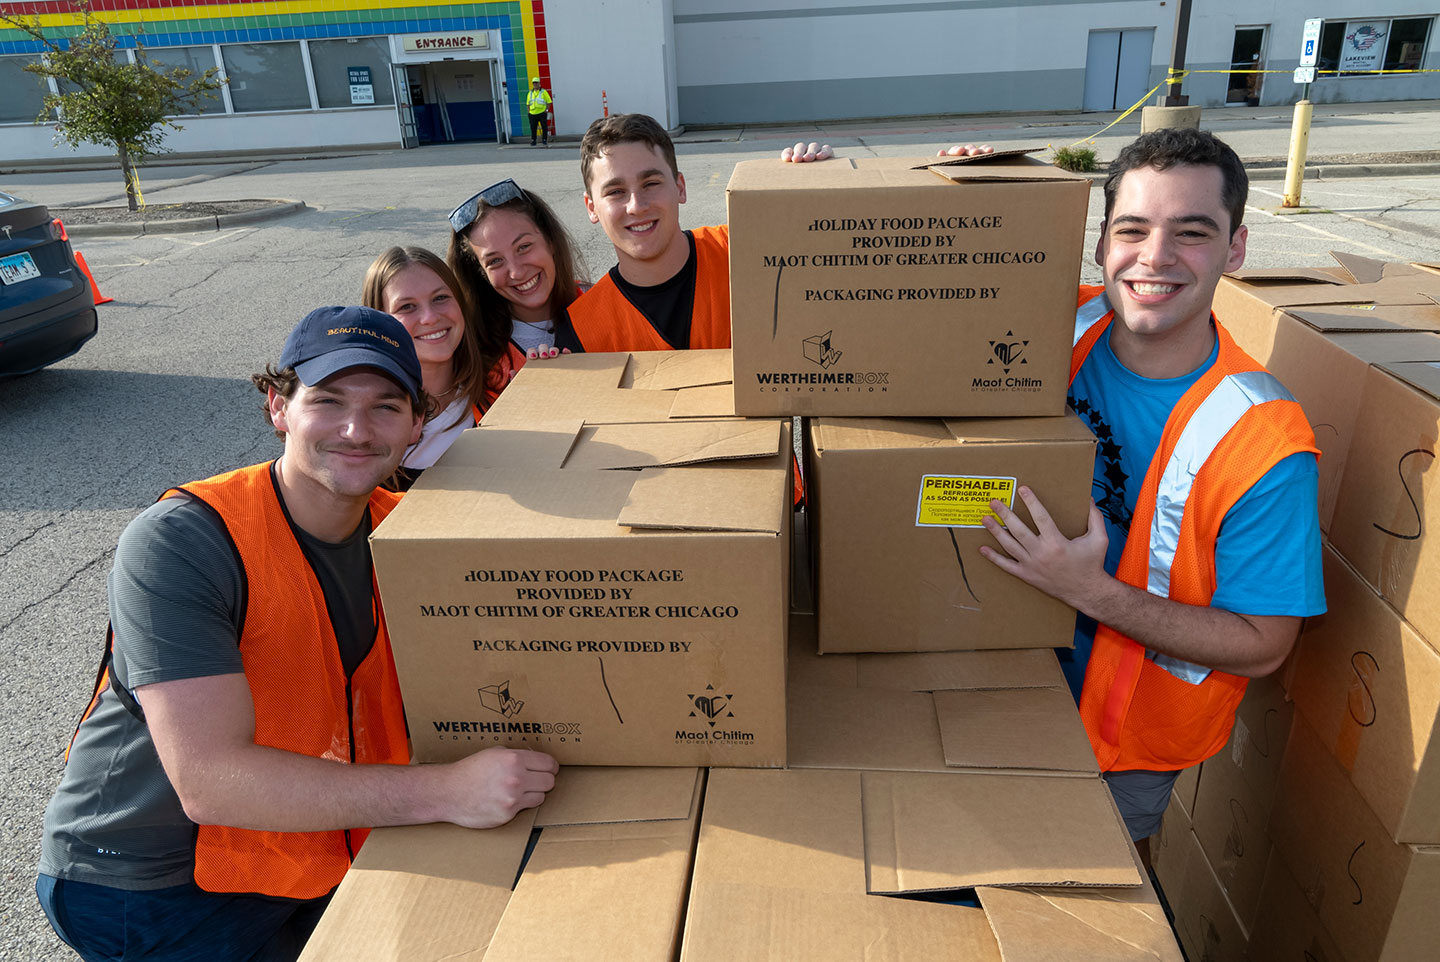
[65,199,308,238]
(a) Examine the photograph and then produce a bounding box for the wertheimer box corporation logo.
[803,330,843,369]
[478,680,524,718]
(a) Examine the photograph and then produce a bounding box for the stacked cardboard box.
[727,151,1099,655]
[1152,258,1440,962]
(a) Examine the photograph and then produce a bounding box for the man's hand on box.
[780,142,833,163]
[938,144,994,157]
[445,747,559,829]
[978,486,1109,611]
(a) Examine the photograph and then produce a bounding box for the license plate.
[0,252,41,285]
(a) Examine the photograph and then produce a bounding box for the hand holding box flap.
[297,814,536,962]
[533,766,701,827]
[862,772,1143,892]
[932,687,1099,775]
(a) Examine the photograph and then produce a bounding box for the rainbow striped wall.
[0,0,550,133]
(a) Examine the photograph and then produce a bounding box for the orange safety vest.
[481,341,529,413]
[568,225,731,352]
[71,463,411,900]
[1070,286,1318,772]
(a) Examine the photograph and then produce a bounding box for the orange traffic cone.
[74,250,113,305]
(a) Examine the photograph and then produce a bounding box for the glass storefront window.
[308,37,394,108]
[142,45,223,114]
[1320,17,1434,76]
[220,42,311,112]
[0,56,51,123]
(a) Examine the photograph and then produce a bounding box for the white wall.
[3,107,401,165]
[545,0,676,133]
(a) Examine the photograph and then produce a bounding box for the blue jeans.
[36,874,330,962]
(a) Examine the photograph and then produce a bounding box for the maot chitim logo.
[803,330,843,369]
[478,680,524,718]
[688,684,734,727]
[988,331,1028,373]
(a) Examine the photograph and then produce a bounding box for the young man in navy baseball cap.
[37,306,558,962]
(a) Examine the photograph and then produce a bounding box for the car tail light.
[51,217,69,241]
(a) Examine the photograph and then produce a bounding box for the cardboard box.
[806,414,1095,652]
[1190,729,1273,932]
[1151,790,1193,901]
[1218,305,1440,531]
[300,767,703,962]
[1169,830,1252,962]
[1267,714,1440,962]
[371,417,791,767]
[786,614,1097,776]
[1247,850,1348,962]
[1290,547,1440,843]
[1330,360,1440,647]
[478,350,738,425]
[683,768,1148,962]
[727,152,1091,417]
[1174,763,1201,819]
[1216,254,1440,356]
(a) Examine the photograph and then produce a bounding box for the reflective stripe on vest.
[1074,290,1112,346]
[1144,369,1298,685]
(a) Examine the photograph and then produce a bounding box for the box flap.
[533,766,700,826]
[374,467,639,541]
[565,420,782,470]
[862,771,1144,892]
[687,769,1004,961]
[1374,359,1440,401]
[942,412,1096,444]
[977,885,1182,962]
[812,417,959,453]
[1330,251,1387,285]
[482,782,699,962]
[923,151,1090,184]
[1224,268,1346,285]
[297,814,536,962]
[625,349,732,391]
[787,683,951,772]
[438,421,583,470]
[933,687,1099,775]
[1287,304,1440,334]
[620,462,786,533]
[669,383,739,418]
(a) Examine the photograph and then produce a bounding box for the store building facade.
[2,0,1435,163]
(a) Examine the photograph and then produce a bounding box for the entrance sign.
[402,32,491,53]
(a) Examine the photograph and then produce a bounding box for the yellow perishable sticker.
[915,474,1016,527]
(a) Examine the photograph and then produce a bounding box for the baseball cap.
[279,306,423,407]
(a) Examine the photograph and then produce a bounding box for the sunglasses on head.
[448,178,528,233]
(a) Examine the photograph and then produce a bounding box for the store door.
[1227,27,1268,105]
[430,61,497,141]
[392,63,418,148]
[1083,28,1155,111]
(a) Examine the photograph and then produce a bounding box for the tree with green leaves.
[1,1,222,211]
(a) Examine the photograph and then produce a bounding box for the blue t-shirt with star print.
[1060,324,1325,702]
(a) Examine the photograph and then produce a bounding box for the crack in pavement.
[0,548,113,638]
[0,518,60,560]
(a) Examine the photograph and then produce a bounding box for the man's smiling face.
[583,140,688,277]
[1097,163,1248,348]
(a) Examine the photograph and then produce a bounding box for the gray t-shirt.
[40,480,376,890]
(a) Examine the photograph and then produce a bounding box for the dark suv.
[1,191,99,376]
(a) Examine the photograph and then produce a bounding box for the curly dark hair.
[1103,128,1248,238]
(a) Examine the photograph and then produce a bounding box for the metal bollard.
[1282,100,1313,208]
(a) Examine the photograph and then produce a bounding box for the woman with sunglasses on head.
[361,245,486,491]
[446,178,587,398]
